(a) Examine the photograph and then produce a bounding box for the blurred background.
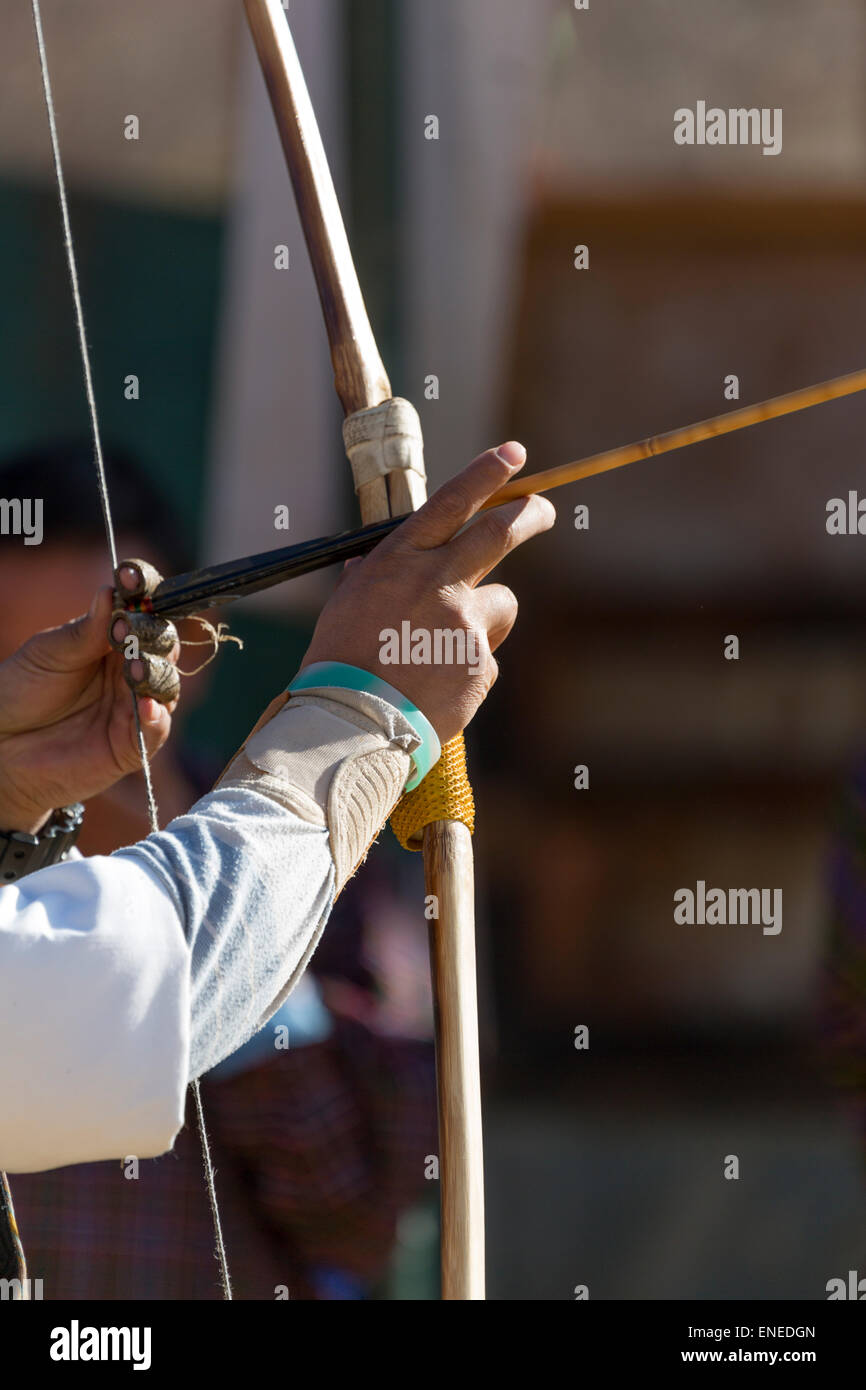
[2,0,866,1298]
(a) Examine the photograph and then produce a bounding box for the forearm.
[125,681,419,1077]
[0,685,416,1170]
[0,794,333,1172]
[121,784,335,1080]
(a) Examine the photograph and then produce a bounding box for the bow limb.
[244,0,485,1299]
[0,1172,28,1299]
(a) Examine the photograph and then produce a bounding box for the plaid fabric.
[822,760,866,1148]
[10,1017,436,1300]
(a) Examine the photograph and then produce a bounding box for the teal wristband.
[287,662,441,792]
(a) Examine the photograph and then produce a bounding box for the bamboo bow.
[244,0,485,1299]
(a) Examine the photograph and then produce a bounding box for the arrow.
[147,365,866,619]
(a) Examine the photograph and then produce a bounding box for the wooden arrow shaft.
[149,363,866,619]
[485,366,866,508]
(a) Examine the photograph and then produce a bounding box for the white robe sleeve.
[0,854,190,1173]
[0,686,416,1175]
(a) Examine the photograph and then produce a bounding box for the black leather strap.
[0,803,84,885]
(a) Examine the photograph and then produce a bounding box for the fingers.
[110,612,181,703]
[110,695,173,780]
[136,696,173,754]
[445,492,556,588]
[124,653,181,704]
[110,611,179,658]
[114,559,164,603]
[452,585,515,705]
[334,555,364,589]
[394,442,527,551]
[472,582,519,653]
[112,558,181,705]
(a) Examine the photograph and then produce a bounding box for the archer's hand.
[301,442,555,743]
[0,587,176,834]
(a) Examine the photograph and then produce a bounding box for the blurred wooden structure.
[485,194,866,1050]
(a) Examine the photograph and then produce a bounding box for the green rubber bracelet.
[287,662,441,792]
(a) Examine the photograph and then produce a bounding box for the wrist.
[0,805,53,836]
[288,662,440,790]
[0,804,85,882]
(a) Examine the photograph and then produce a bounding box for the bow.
[243,0,485,1300]
[0,1172,27,1298]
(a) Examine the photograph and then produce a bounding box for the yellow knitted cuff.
[389,734,475,851]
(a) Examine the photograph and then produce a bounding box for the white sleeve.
[0,855,189,1174]
[0,686,417,1175]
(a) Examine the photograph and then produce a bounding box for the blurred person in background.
[0,442,438,1299]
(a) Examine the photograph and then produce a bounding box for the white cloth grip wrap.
[342,397,427,493]
[218,691,418,891]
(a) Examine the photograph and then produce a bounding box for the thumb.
[38,586,115,671]
[334,556,364,587]
[395,443,526,552]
